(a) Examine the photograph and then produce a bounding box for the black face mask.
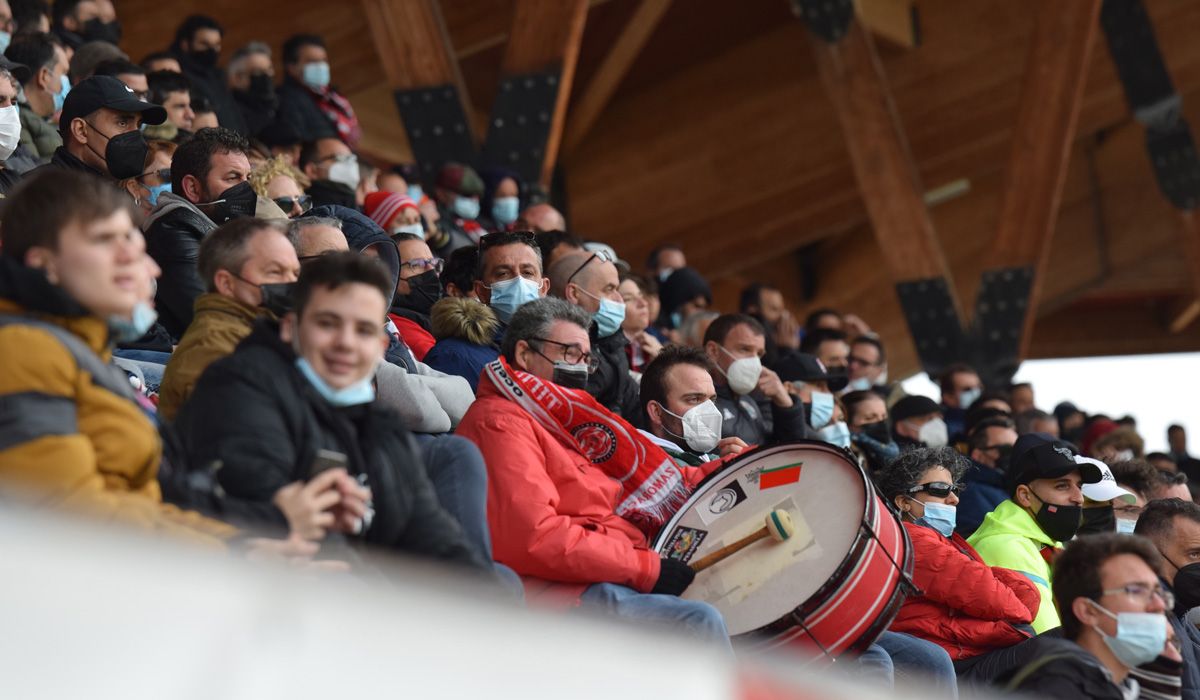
[1172,560,1200,615]
[862,419,891,444]
[992,444,1014,473]
[259,283,296,317]
[551,362,590,390]
[1077,505,1116,536]
[189,47,220,69]
[86,125,147,180]
[1028,493,1082,542]
[825,365,849,393]
[247,72,276,101]
[201,181,258,224]
[81,18,122,44]
[393,269,443,316]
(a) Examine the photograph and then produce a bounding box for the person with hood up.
[967,433,1104,633]
[656,265,711,334]
[144,126,256,339]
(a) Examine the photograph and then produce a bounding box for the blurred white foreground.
[0,505,984,699]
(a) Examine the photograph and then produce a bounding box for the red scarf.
[310,86,362,148]
[484,357,690,534]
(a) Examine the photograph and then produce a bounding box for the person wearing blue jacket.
[957,417,1018,537]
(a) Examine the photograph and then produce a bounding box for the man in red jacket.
[456,296,729,647]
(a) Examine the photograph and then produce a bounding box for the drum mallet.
[689,509,795,572]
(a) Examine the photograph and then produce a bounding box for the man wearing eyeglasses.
[300,137,359,210]
[456,296,729,647]
[548,249,640,420]
[968,433,1104,633]
[387,232,443,362]
[1135,498,1200,700]
[1005,533,1179,699]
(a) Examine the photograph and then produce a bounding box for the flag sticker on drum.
[698,480,748,525]
[757,462,803,490]
[662,526,708,563]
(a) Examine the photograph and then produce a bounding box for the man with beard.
[145,127,257,339]
[387,232,441,362]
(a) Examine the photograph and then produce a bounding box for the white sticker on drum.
[696,479,748,526]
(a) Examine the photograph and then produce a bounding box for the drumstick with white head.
[689,509,795,572]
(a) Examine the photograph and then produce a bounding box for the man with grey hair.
[679,309,719,348]
[158,217,299,420]
[548,248,639,420]
[457,296,730,648]
[227,40,276,137]
[289,214,347,261]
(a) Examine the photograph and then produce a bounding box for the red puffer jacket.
[890,522,1041,660]
[456,380,721,604]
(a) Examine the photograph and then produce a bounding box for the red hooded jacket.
[890,522,1041,660]
[456,380,722,604]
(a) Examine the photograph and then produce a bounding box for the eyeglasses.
[136,168,171,182]
[530,337,599,373]
[273,195,313,214]
[400,257,444,275]
[906,481,963,498]
[566,250,614,286]
[1100,582,1175,609]
[478,230,536,251]
[1114,503,1143,518]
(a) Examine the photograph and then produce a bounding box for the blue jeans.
[113,349,171,394]
[875,631,959,698]
[578,583,731,652]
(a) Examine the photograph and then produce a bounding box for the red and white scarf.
[484,357,690,534]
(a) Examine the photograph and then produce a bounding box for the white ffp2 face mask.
[917,417,949,448]
[718,345,762,396]
[327,158,361,190]
[660,400,723,454]
[0,105,21,161]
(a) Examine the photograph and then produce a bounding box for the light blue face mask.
[0,31,11,55]
[108,301,158,344]
[295,357,376,407]
[392,222,424,237]
[1087,600,1168,668]
[1116,518,1138,534]
[958,386,982,409]
[486,275,541,323]
[809,390,835,429]
[54,73,70,113]
[817,420,852,449]
[145,183,171,207]
[576,286,626,338]
[301,61,331,90]
[407,184,424,202]
[912,499,957,538]
[491,196,519,226]
[670,311,682,329]
[847,376,873,392]
[453,195,480,220]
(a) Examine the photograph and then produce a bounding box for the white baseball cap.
[1076,455,1137,505]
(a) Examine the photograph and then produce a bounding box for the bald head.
[522,203,566,233]
[550,250,621,315]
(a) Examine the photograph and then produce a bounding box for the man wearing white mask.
[891,395,950,449]
[704,314,808,447]
[300,136,359,210]
[0,58,29,192]
[638,345,748,465]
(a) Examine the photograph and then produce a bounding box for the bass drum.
[652,441,914,659]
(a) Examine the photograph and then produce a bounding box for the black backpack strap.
[0,313,135,401]
[1004,652,1079,692]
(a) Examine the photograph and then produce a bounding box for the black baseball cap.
[891,395,942,423]
[775,352,830,384]
[59,76,167,132]
[0,56,30,84]
[1007,432,1102,494]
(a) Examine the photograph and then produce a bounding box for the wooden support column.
[856,0,918,49]
[361,0,478,183]
[1167,211,1200,332]
[482,0,588,187]
[985,0,1101,369]
[562,0,673,157]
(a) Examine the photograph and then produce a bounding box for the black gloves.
[651,557,696,596]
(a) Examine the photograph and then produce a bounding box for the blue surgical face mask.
[407,184,424,201]
[817,420,852,449]
[145,182,171,207]
[576,286,626,338]
[1087,600,1168,668]
[295,357,376,407]
[958,386,982,409]
[0,31,11,55]
[108,301,158,344]
[53,73,70,112]
[808,390,835,429]
[453,195,480,220]
[847,376,873,392]
[670,310,682,329]
[912,499,956,538]
[301,61,331,90]
[1116,518,1138,535]
[491,196,519,226]
[486,275,541,323]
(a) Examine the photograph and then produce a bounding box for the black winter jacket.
[144,193,217,340]
[275,76,337,143]
[714,382,809,446]
[173,321,486,568]
[176,53,249,136]
[588,328,640,421]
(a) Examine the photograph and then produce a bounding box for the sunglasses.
[274,195,313,213]
[136,168,171,182]
[906,481,962,498]
[566,249,615,286]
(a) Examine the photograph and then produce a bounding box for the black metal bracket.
[392,84,477,187]
[479,69,561,186]
[790,0,856,43]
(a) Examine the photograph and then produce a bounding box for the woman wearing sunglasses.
[877,447,1042,683]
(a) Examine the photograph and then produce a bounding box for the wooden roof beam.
[856,0,919,49]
